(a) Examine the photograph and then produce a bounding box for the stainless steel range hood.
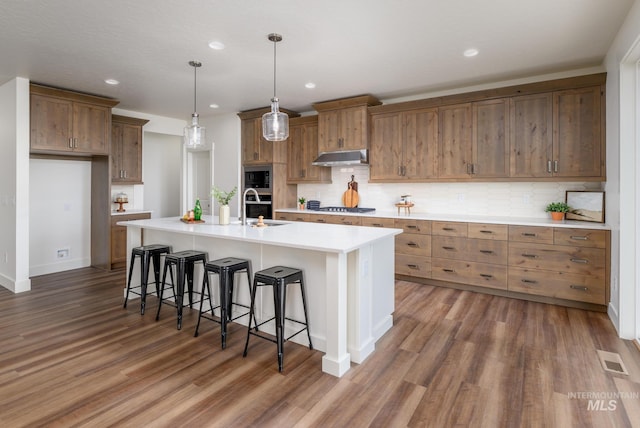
[312,149,368,167]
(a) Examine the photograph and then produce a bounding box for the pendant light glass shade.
[184,61,206,148]
[262,33,289,141]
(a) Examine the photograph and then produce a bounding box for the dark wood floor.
[0,267,639,427]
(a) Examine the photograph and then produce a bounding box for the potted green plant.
[298,197,306,210]
[212,186,237,225]
[545,201,571,221]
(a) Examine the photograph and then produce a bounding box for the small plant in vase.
[212,186,237,225]
[545,201,571,221]
[298,197,306,210]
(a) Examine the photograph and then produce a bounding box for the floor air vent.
[596,350,629,375]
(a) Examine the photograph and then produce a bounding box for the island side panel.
[371,235,395,340]
[322,251,351,377]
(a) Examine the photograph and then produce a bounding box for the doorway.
[187,150,212,215]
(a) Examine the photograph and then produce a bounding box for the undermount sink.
[231,219,288,227]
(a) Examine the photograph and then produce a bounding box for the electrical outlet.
[457,193,465,202]
[523,194,531,204]
[57,248,70,259]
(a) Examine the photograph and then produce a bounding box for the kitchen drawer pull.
[570,285,589,291]
[479,250,494,254]
[407,264,419,270]
[372,223,384,227]
[480,230,494,234]
[406,225,418,230]
[521,253,538,258]
[570,258,588,264]
[442,246,456,251]
[522,232,537,237]
[570,235,588,241]
[343,222,353,225]
[442,227,455,231]
[443,268,455,273]
[479,274,493,279]
[521,279,538,284]
[316,219,326,223]
[407,242,419,247]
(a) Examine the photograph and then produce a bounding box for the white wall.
[0,77,30,292]
[29,159,92,276]
[142,132,182,218]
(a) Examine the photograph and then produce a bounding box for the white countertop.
[111,209,153,216]
[276,208,611,230]
[119,215,402,253]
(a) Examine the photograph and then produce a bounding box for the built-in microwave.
[243,165,272,193]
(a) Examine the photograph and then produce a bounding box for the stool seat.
[124,244,172,315]
[156,250,208,330]
[194,257,254,349]
[243,265,313,372]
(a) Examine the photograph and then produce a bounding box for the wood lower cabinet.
[111,213,151,269]
[111,115,149,183]
[394,218,432,279]
[30,84,118,156]
[274,212,309,222]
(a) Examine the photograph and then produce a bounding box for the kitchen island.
[120,215,402,377]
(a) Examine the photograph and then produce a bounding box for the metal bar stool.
[243,266,313,372]
[156,250,208,330]
[194,257,255,349]
[123,244,172,315]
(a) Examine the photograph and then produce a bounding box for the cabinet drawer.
[508,267,606,305]
[432,236,507,264]
[432,221,467,237]
[394,219,431,234]
[361,217,395,228]
[508,242,606,277]
[307,214,332,224]
[110,213,150,226]
[276,212,309,222]
[553,228,607,249]
[508,226,553,244]
[468,223,508,240]
[326,215,361,226]
[395,254,431,278]
[396,233,431,256]
[432,258,507,290]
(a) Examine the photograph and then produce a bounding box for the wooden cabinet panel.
[361,217,396,228]
[508,225,554,244]
[275,212,309,222]
[73,102,110,154]
[468,223,508,240]
[396,254,431,278]
[432,236,507,264]
[438,103,473,178]
[369,112,403,180]
[287,117,330,183]
[326,215,362,226]
[508,267,605,305]
[394,219,431,234]
[553,228,607,248]
[110,213,151,269]
[472,99,510,177]
[508,242,605,277]
[396,234,431,256]
[510,93,553,178]
[30,94,74,152]
[432,258,508,290]
[553,86,603,178]
[111,115,148,183]
[432,221,468,237]
[239,108,296,165]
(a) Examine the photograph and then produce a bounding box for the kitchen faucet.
[241,188,260,225]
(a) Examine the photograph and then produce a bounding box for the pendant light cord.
[272,38,277,99]
[193,63,197,113]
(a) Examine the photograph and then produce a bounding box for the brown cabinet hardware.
[522,253,538,258]
[480,274,493,278]
[570,258,588,264]
[570,236,588,241]
[442,246,456,250]
[570,285,589,291]
[479,250,494,254]
[443,268,455,273]
[480,230,494,234]
[523,233,537,237]
[521,279,538,284]
[407,242,419,247]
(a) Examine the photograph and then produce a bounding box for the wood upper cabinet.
[313,95,380,153]
[238,107,298,165]
[30,84,118,155]
[287,116,331,183]
[553,86,603,178]
[111,115,149,183]
[510,93,553,178]
[472,99,510,177]
[438,103,473,178]
[370,108,438,181]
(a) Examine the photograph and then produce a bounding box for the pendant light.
[262,33,289,141]
[184,60,206,148]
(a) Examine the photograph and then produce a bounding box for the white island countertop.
[118,215,402,253]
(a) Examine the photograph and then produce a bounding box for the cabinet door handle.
[570,235,588,241]
[68,137,73,148]
[522,232,537,237]
[442,227,455,231]
[547,160,552,173]
[443,268,455,273]
[522,253,538,258]
[479,274,493,278]
[480,230,494,234]
[398,166,402,176]
[442,246,456,251]
[73,138,78,148]
[570,258,588,264]
[123,170,127,179]
[553,160,558,173]
[407,264,419,270]
[521,279,538,284]
[479,250,494,254]
[407,242,419,247]
[471,164,476,174]
[570,285,588,291]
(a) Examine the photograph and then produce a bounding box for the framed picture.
[565,191,605,223]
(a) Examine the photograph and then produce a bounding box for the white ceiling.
[0,0,634,120]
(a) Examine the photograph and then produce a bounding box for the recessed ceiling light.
[463,48,479,57]
[209,104,219,109]
[105,79,119,85]
[208,41,225,50]
[305,82,316,89]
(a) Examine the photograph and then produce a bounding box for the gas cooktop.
[314,207,375,213]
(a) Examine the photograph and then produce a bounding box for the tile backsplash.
[297,166,603,218]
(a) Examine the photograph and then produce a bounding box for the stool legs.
[124,250,138,311]
[273,280,285,372]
